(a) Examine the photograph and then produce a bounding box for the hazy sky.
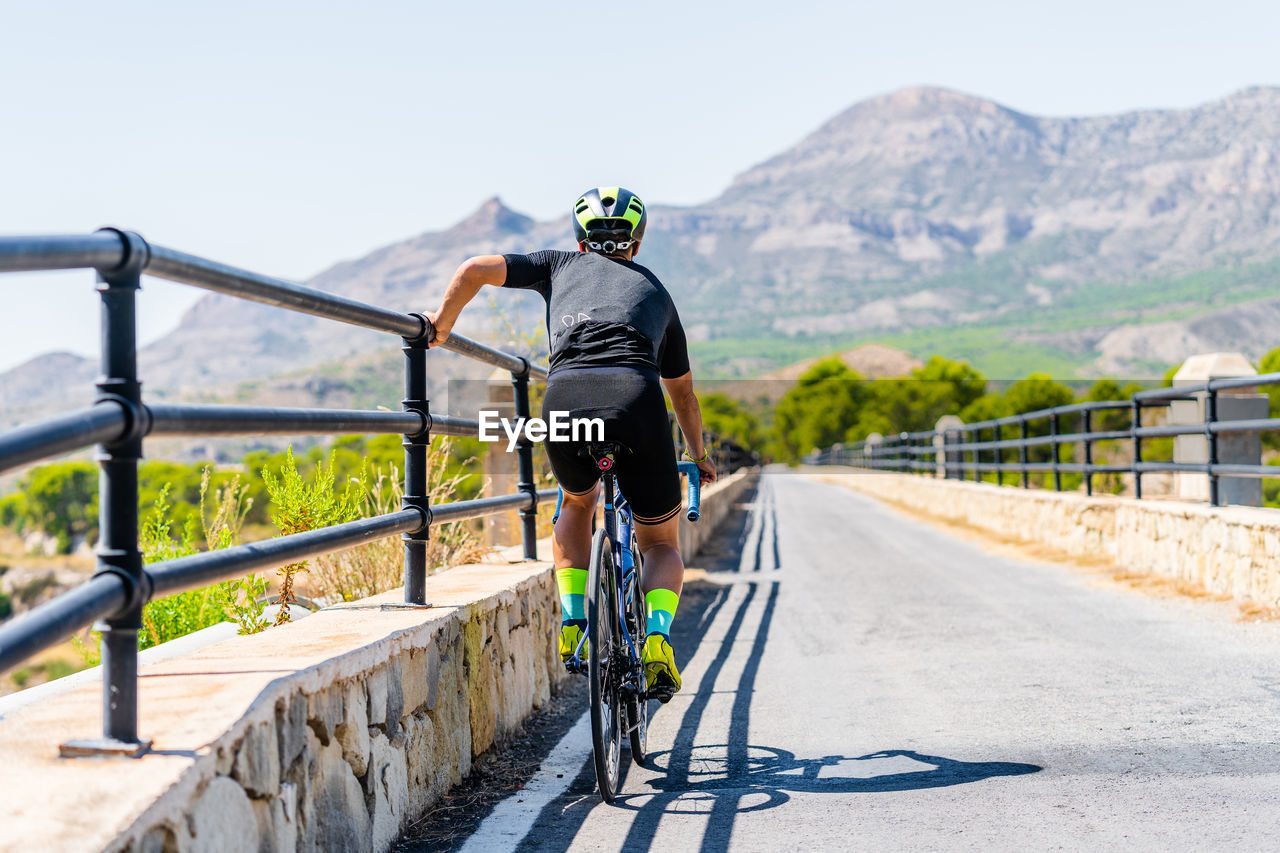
[2,0,1277,372]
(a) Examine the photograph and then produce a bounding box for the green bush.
[77,471,268,666]
[3,461,97,552]
[261,448,362,624]
[699,392,764,452]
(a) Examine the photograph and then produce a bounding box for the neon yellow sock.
[645,588,679,637]
[556,567,587,622]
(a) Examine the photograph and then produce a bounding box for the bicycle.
[554,444,703,803]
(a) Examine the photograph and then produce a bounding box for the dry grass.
[310,452,488,605]
[828,481,1279,623]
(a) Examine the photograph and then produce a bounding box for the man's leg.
[635,516,684,696]
[553,483,599,665]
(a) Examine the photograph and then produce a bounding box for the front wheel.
[587,527,621,802]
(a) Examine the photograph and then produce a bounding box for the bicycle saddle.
[578,441,632,471]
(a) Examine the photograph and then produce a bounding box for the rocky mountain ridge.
[7,84,1280,418]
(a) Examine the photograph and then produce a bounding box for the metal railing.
[0,228,555,754]
[809,374,1280,507]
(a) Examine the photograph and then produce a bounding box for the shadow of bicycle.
[614,744,1041,812]
[524,485,1044,853]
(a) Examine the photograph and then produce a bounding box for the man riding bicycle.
[425,186,715,698]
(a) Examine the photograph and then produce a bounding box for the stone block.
[403,712,438,815]
[367,666,388,729]
[269,783,299,853]
[336,681,370,778]
[368,731,409,852]
[385,664,404,739]
[298,739,370,853]
[232,719,280,799]
[401,645,439,716]
[502,625,535,734]
[307,687,343,746]
[187,777,258,852]
[463,612,494,755]
[278,692,308,774]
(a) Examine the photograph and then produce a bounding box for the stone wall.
[0,471,751,853]
[678,468,757,559]
[812,468,1280,610]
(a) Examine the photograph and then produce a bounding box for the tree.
[1257,346,1280,449]
[699,392,764,452]
[1083,378,1143,432]
[13,461,98,553]
[856,356,987,438]
[1001,373,1076,416]
[772,358,867,462]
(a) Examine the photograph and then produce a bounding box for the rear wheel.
[626,540,648,764]
[587,527,621,802]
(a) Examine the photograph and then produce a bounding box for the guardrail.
[808,374,1280,506]
[0,228,555,755]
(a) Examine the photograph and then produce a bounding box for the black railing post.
[511,360,538,560]
[1019,417,1029,489]
[63,230,151,756]
[995,425,1004,487]
[1050,412,1062,491]
[969,428,978,481]
[401,314,431,605]
[1083,409,1094,496]
[1206,388,1220,507]
[1131,399,1144,500]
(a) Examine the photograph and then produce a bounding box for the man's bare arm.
[662,371,717,482]
[424,254,507,347]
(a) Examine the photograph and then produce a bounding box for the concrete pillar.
[1171,353,1267,506]
[934,415,964,479]
[483,368,519,546]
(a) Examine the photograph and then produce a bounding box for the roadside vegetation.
[1,435,485,693]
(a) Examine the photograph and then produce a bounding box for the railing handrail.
[0,230,548,380]
[811,372,1280,503]
[0,228,555,752]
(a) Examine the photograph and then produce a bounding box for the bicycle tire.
[626,539,648,764]
[587,527,622,802]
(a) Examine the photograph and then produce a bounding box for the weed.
[262,448,363,622]
[311,442,486,603]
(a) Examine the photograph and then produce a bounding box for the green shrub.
[77,470,267,665]
[261,448,363,624]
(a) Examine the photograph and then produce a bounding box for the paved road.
[452,471,1280,851]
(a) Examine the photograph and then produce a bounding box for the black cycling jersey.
[502,250,690,378]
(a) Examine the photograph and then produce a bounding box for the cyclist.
[424,186,716,699]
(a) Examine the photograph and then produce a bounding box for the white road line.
[456,710,592,853]
[737,486,763,574]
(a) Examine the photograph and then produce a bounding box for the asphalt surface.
[430,470,1280,852]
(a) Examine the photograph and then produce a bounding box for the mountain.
[8,85,1280,421]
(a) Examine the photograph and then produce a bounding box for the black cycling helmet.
[572,186,647,248]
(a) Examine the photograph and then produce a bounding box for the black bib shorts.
[542,366,681,525]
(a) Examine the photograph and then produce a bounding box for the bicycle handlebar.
[677,461,702,522]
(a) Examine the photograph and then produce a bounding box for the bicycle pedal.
[645,685,675,704]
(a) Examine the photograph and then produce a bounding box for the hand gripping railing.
[0,229,551,755]
[812,377,1280,506]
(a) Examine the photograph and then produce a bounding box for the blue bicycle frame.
[554,459,703,676]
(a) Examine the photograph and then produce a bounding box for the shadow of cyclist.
[519,482,1041,853]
